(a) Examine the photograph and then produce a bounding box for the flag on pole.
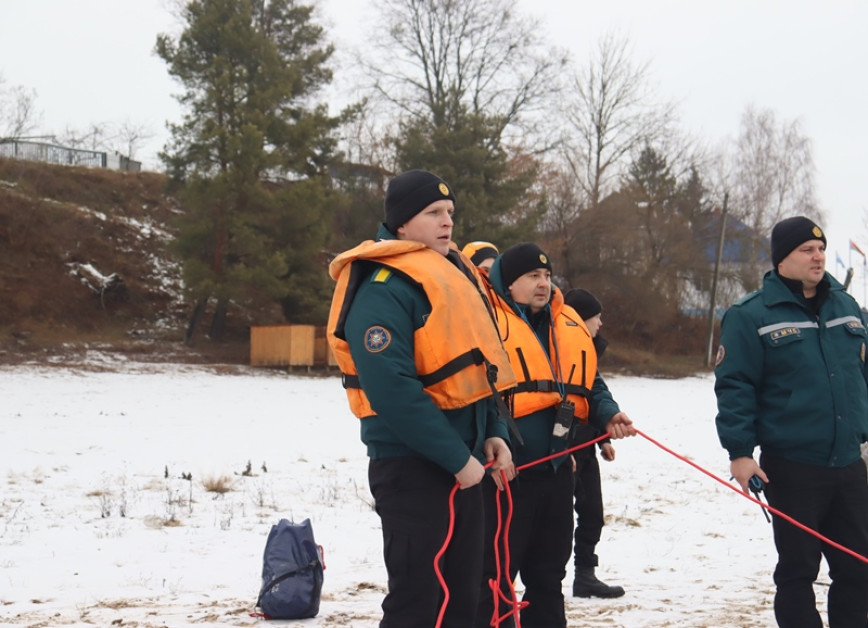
[850,239,866,259]
[836,251,846,270]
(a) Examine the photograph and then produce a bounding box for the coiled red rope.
[432,429,868,628]
[434,435,607,628]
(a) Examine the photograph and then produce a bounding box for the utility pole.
[706,193,728,367]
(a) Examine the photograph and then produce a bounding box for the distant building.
[686,209,770,318]
[0,138,141,172]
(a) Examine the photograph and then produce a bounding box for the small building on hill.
[0,138,141,172]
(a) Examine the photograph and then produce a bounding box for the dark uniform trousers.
[760,453,868,628]
[369,456,484,628]
[573,446,605,569]
[477,462,574,628]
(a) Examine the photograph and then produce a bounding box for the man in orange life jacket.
[475,243,635,628]
[327,169,517,628]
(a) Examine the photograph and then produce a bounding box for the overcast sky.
[2,0,867,299]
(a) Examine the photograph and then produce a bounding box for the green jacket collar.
[762,269,839,308]
[375,222,397,241]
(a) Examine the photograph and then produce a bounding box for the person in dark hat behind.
[562,288,631,598]
[475,242,636,628]
[714,215,868,627]
[327,169,518,627]
[462,240,500,271]
[565,289,604,353]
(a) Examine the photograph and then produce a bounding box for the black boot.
[572,567,625,598]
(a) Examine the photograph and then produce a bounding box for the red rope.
[516,433,609,472]
[432,429,868,627]
[489,469,527,627]
[634,428,868,565]
[433,435,607,627]
[433,483,459,628]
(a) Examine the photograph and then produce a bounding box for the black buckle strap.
[343,373,360,390]
[563,383,591,397]
[515,380,558,393]
[419,349,485,387]
[515,379,590,398]
[342,349,524,446]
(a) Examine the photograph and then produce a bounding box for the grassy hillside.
[0,157,706,376]
[0,158,243,363]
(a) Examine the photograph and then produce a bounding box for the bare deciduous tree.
[537,163,590,288]
[367,0,567,145]
[113,119,154,160]
[0,75,40,140]
[563,32,676,212]
[727,105,821,288]
[59,123,110,152]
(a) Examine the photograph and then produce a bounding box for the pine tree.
[155,0,345,341]
[395,112,544,247]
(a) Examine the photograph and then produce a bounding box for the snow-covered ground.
[1,359,837,627]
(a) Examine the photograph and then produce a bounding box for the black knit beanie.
[384,169,456,233]
[771,216,826,267]
[461,241,499,266]
[500,242,552,288]
[563,288,602,320]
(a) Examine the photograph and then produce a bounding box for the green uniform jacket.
[343,224,509,475]
[590,373,620,425]
[714,270,868,467]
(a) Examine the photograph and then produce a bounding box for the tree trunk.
[185,299,207,346]
[208,298,228,341]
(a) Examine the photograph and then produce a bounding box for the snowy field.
[0,358,837,627]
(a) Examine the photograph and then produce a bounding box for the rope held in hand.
[433,429,868,628]
[434,435,607,628]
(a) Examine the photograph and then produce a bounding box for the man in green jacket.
[714,216,868,627]
[327,169,516,628]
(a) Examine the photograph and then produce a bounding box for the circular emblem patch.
[812,226,823,238]
[715,344,725,366]
[539,253,548,264]
[364,326,392,353]
[438,182,449,196]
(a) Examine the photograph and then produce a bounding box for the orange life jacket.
[487,285,597,421]
[327,239,517,418]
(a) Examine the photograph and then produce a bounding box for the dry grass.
[201,474,236,494]
[604,343,710,379]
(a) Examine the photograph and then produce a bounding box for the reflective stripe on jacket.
[327,239,516,418]
[715,270,868,467]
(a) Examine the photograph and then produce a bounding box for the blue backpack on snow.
[256,518,324,619]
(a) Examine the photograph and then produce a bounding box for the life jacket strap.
[342,348,524,446]
[515,379,591,398]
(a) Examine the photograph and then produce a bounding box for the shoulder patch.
[364,326,392,353]
[371,268,393,283]
[715,344,725,366]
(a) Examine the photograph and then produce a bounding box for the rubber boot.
[572,567,625,598]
